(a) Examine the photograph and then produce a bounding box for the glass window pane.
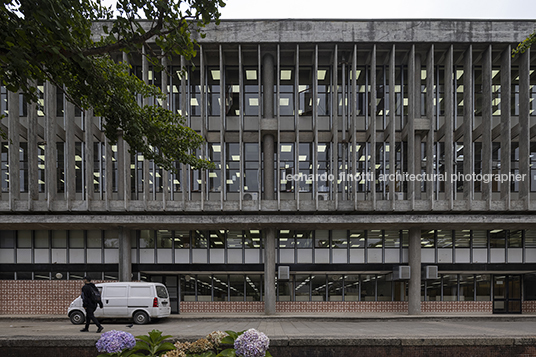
[295,230,313,248]
[196,274,212,301]
[311,275,327,301]
[69,230,84,248]
[52,231,67,248]
[17,230,32,248]
[426,280,441,301]
[459,274,475,301]
[212,274,227,301]
[87,230,102,248]
[436,230,453,248]
[209,230,225,248]
[367,230,383,248]
[377,274,391,301]
[180,274,195,302]
[315,230,330,248]
[156,230,172,248]
[192,230,207,248]
[523,273,536,300]
[174,230,190,249]
[361,275,376,301]
[295,274,310,301]
[229,275,245,301]
[0,231,15,248]
[472,230,487,248]
[245,274,262,302]
[104,230,119,248]
[508,230,523,248]
[331,230,348,248]
[139,230,154,248]
[421,230,435,248]
[278,230,294,248]
[401,230,409,247]
[489,229,506,248]
[455,230,471,248]
[526,230,536,247]
[343,275,360,301]
[384,230,400,248]
[244,229,261,248]
[327,274,343,301]
[34,230,49,248]
[227,230,243,249]
[277,276,293,302]
[476,274,491,301]
[442,274,458,301]
[349,230,365,248]
[394,281,407,301]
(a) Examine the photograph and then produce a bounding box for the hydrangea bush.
[99,329,271,357]
[96,330,136,356]
[233,329,270,357]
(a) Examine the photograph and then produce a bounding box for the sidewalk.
[1,314,535,357]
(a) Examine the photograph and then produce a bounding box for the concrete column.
[264,228,276,315]
[262,53,276,314]
[408,227,421,315]
[263,53,275,200]
[118,227,132,282]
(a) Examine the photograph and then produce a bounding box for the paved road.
[1,314,536,342]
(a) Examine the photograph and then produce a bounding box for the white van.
[68,282,171,325]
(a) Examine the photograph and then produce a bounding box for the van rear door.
[102,285,128,317]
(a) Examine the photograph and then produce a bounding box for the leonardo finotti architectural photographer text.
[285,172,527,184]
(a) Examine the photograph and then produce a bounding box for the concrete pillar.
[118,227,132,282]
[264,228,276,315]
[408,227,421,315]
[262,53,276,314]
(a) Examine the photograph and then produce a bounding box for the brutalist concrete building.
[1,19,536,315]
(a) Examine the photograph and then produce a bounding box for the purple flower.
[234,328,270,357]
[96,330,136,354]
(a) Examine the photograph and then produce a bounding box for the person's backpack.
[90,285,102,304]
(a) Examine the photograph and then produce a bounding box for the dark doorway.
[493,275,522,314]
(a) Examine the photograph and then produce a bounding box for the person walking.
[80,276,104,333]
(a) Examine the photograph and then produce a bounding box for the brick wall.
[1,280,533,315]
[0,280,110,315]
[523,301,536,313]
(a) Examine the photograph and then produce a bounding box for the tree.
[513,31,536,56]
[0,0,225,170]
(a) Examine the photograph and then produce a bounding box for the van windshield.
[156,286,168,298]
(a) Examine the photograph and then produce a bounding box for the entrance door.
[493,275,522,314]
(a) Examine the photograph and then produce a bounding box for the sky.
[99,0,536,20]
[218,0,536,20]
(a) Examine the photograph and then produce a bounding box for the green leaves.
[0,0,224,170]
[132,329,175,357]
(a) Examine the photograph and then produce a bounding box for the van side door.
[128,285,153,314]
[102,285,128,317]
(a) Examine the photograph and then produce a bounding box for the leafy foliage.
[513,31,536,57]
[133,329,176,357]
[0,0,225,170]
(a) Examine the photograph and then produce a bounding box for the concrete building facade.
[1,20,536,315]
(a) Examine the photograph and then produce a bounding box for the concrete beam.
[0,214,536,230]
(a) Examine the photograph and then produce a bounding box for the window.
[244,143,259,193]
[279,143,294,192]
[436,230,452,248]
[455,230,471,248]
[226,143,239,192]
[244,68,259,116]
[156,230,172,249]
[278,68,294,116]
[459,274,475,301]
[174,230,190,249]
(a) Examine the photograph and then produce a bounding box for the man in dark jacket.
[80,276,104,333]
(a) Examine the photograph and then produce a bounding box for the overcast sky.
[219,0,536,19]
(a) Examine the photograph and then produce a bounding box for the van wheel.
[133,311,149,325]
[70,311,85,325]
